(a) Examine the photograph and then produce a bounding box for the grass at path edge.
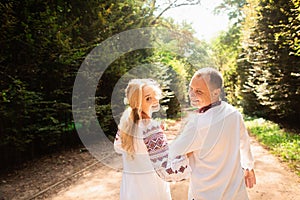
[245,116,300,177]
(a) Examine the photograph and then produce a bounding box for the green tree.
[238,0,300,129]
[0,0,158,168]
[211,24,242,105]
[214,0,246,23]
[0,0,208,170]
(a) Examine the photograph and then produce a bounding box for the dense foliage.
[0,0,205,170]
[211,24,242,105]
[1,0,299,171]
[0,0,135,166]
[239,0,300,129]
[212,0,300,130]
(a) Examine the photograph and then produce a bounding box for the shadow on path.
[50,137,300,200]
[1,118,299,200]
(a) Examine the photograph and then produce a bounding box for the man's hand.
[244,169,256,188]
[187,152,193,158]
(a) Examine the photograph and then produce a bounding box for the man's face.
[188,76,212,108]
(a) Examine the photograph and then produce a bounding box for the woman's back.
[114,119,171,200]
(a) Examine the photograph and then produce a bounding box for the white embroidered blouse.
[114,110,188,200]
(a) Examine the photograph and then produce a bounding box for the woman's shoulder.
[140,119,162,135]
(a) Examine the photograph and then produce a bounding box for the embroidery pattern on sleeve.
[143,122,190,182]
[144,130,168,163]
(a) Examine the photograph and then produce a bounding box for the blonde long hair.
[118,79,161,158]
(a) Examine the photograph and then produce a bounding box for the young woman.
[114,78,190,200]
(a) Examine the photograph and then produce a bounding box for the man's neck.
[198,101,222,113]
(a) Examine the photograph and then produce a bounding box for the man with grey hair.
[144,67,256,200]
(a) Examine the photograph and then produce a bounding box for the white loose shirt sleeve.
[168,102,255,200]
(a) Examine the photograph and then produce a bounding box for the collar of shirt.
[198,101,222,113]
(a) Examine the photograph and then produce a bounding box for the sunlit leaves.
[238,0,300,129]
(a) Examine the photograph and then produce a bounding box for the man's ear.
[213,88,221,97]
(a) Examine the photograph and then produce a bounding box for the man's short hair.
[194,67,223,90]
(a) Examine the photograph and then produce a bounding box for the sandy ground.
[1,119,299,200]
[49,137,300,200]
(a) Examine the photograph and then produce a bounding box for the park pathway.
[49,119,300,200]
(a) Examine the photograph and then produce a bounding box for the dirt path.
[1,119,299,200]
[49,132,300,199]
[246,138,300,200]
